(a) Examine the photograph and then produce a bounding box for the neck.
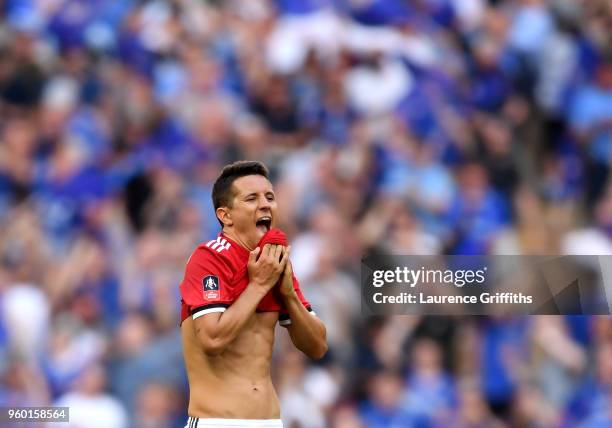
[222,228,255,251]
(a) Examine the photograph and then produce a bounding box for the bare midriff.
[181,312,280,419]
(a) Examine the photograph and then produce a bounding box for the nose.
[258,195,272,210]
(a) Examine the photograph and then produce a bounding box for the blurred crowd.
[1,0,612,427]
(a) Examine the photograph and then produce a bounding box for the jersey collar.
[220,232,250,258]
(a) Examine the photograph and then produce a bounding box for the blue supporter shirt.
[275,0,331,15]
[481,318,527,406]
[569,85,612,164]
[446,188,509,254]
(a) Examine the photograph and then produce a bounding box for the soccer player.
[179,161,327,428]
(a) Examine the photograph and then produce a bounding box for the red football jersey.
[179,232,313,325]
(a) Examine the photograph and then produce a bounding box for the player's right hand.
[247,244,288,290]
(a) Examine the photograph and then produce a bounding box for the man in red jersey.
[179,161,327,428]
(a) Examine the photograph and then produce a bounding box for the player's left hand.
[279,246,296,298]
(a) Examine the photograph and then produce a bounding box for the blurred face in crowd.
[136,383,176,424]
[217,174,278,250]
[413,338,443,374]
[459,386,489,424]
[595,188,612,232]
[597,62,612,89]
[596,342,612,385]
[368,371,403,410]
[459,163,489,202]
[76,364,107,395]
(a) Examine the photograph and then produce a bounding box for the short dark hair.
[212,160,270,226]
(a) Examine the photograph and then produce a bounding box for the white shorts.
[184,417,283,428]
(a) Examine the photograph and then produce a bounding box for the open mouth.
[256,216,272,235]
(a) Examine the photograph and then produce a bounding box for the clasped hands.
[247,244,295,297]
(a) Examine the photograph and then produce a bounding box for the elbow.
[198,336,227,357]
[308,324,328,360]
[308,341,328,360]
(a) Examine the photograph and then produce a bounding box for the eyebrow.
[242,191,275,198]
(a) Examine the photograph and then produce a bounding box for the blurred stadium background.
[0,0,611,427]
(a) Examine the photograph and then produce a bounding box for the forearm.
[197,284,267,355]
[283,293,327,359]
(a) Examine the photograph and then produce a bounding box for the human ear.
[216,207,233,227]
